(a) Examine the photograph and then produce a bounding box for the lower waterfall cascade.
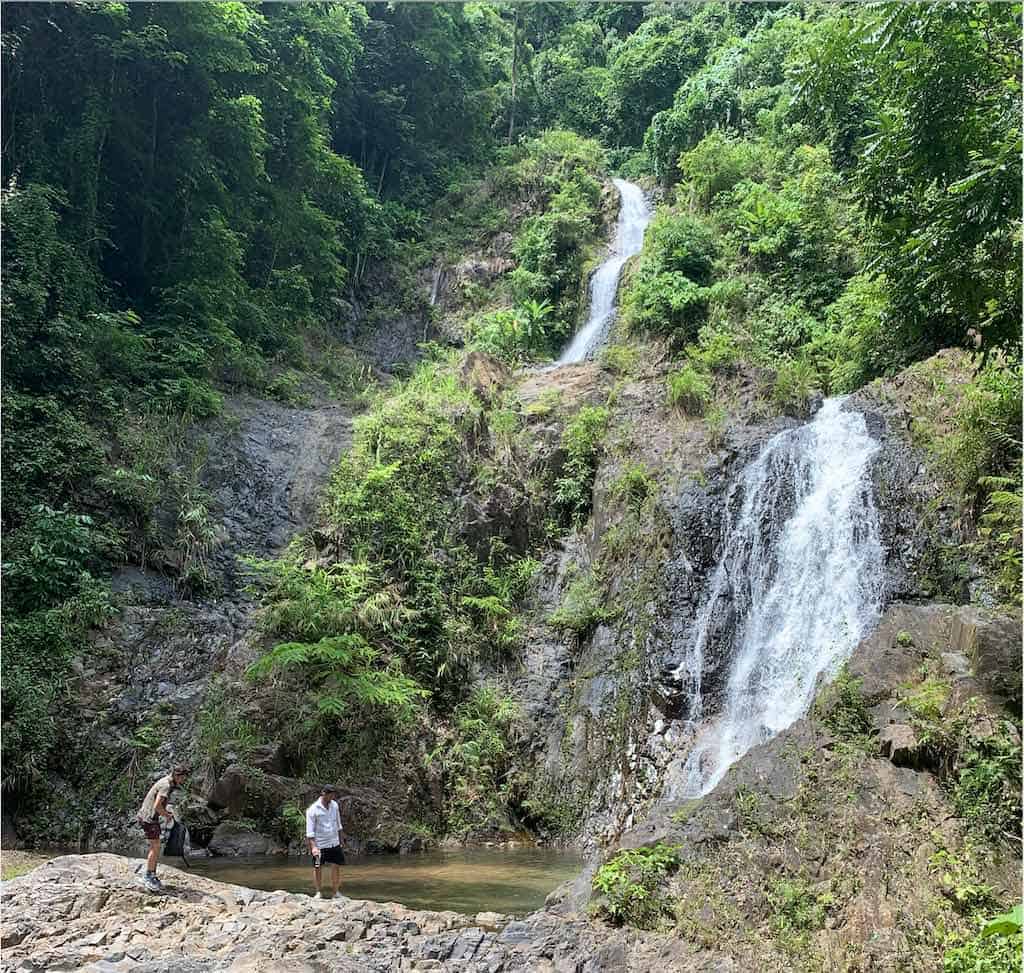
[673,397,885,797]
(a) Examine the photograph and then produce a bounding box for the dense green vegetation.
[593,842,681,930]
[0,0,515,793]
[2,5,1020,911]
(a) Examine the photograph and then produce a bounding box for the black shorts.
[316,845,345,866]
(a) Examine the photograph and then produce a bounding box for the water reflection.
[188,847,582,916]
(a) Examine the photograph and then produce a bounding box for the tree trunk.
[507,7,518,145]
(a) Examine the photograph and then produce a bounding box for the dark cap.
[320,784,337,794]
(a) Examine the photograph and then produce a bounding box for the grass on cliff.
[883,351,1022,605]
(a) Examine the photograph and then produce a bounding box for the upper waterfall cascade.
[673,397,885,797]
[557,178,652,364]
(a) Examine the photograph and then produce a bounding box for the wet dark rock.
[247,743,288,776]
[208,822,281,857]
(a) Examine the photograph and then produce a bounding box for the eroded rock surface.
[0,854,699,973]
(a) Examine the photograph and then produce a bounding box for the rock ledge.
[0,854,697,972]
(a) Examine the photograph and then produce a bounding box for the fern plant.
[592,843,681,929]
[976,475,1022,604]
[247,634,429,720]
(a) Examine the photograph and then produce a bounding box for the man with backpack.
[136,764,190,892]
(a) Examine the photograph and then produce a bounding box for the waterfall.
[557,178,652,364]
[673,398,884,797]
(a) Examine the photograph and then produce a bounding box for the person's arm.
[153,788,174,821]
[335,802,343,847]
[306,806,318,855]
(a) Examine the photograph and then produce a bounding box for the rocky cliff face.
[10,395,354,852]
[508,350,970,855]
[3,344,1019,970]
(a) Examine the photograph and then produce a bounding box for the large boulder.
[949,606,1023,707]
[206,765,306,818]
[459,350,509,402]
[879,723,923,768]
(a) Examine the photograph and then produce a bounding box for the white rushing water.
[557,178,652,364]
[673,397,884,797]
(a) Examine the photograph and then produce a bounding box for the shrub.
[600,343,638,376]
[768,878,835,936]
[428,685,520,838]
[508,146,604,329]
[771,357,820,416]
[899,677,950,722]
[815,665,873,743]
[680,130,768,208]
[807,274,894,393]
[620,209,715,340]
[548,573,614,636]
[944,927,1023,973]
[752,298,819,357]
[194,679,262,772]
[943,354,1022,496]
[906,692,1021,843]
[469,301,553,365]
[592,843,681,930]
[953,731,1022,842]
[666,364,712,416]
[622,270,710,339]
[3,505,120,611]
[705,405,728,449]
[248,634,429,720]
[976,476,1022,604]
[686,326,739,374]
[609,464,657,514]
[554,406,609,525]
[2,578,115,791]
[266,369,312,406]
[643,211,716,284]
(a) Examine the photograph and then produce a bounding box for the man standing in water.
[136,764,189,892]
[306,785,344,899]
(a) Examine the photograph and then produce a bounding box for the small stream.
[188,848,582,915]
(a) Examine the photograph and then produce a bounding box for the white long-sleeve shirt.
[305,798,342,848]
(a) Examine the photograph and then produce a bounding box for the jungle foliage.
[2,1,1021,844]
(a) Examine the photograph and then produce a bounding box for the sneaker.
[144,874,161,893]
[151,874,164,890]
[312,891,322,900]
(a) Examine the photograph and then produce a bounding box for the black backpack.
[164,819,190,867]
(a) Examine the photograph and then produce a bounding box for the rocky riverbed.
[0,854,704,973]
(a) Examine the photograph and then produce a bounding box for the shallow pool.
[187,847,582,916]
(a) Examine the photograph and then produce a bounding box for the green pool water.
[187,847,582,916]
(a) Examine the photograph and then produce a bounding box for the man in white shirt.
[305,785,344,899]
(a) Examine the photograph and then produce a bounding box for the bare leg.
[146,838,160,874]
[331,864,340,897]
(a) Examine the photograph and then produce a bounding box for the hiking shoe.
[144,874,161,893]
[312,891,322,900]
